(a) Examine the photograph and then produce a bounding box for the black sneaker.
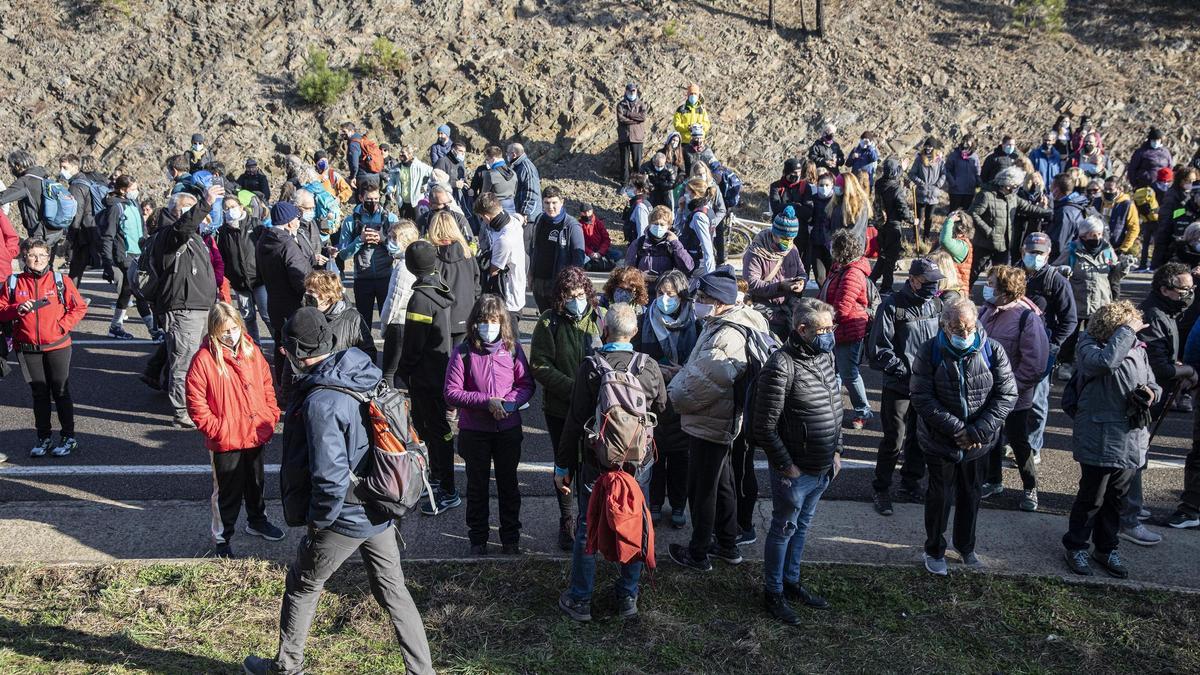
[1090,549,1129,579]
[897,481,924,504]
[1063,549,1093,576]
[242,654,282,675]
[735,527,758,546]
[783,582,830,609]
[558,516,574,551]
[470,544,488,556]
[873,491,894,516]
[501,543,521,555]
[420,488,462,516]
[707,543,744,566]
[246,522,285,541]
[558,591,592,622]
[1167,509,1200,529]
[213,543,235,558]
[763,592,800,625]
[669,543,712,572]
[616,594,638,619]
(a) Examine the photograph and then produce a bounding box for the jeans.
[924,453,984,558]
[687,435,739,558]
[763,469,831,594]
[873,389,925,492]
[209,447,268,545]
[275,526,433,674]
[1063,465,1134,553]
[353,275,391,327]
[835,341,871,417]
[567,461,652,602]
[1028,375,1050,452]
[234,286,271,342]
[460,427,523,546]
[987,408,1038,489]
[1119,468,1145,530]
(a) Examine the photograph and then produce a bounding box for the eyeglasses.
[814,325,836,336]
[945,325,975,337]
[25,253,50,260]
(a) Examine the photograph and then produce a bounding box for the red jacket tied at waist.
[585,469,655,570]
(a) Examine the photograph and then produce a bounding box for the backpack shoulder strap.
[310,384,370,404]
[53,271,65,305]
[7,274,17,303]
[625,351,647,375]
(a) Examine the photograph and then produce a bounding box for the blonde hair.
[1088,300,1142,342]
[389,219,420,250]
[650,205,673,225]
[838,172,872,224]
[685,177,713,202]
[304,269,345,308]
[205,302,252,377]
[930,250,960,293]
[425,211,472,259]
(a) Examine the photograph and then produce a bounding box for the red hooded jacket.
[826,257,873,345]
[585,469,655,570]
[185,339,280,452]
[0,269,87,352]
[579,214,610,257]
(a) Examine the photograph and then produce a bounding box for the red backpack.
[358,136,385,174]
[585,470,655,570]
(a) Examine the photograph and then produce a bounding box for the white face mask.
[476,322,500,343]
[219,327,241,348]
[225,207,245,224]
[694,302,714,319]
[59,168,76,181]
[127,189,140,201]
[1149,140,1162,149]
[192,143,204,152]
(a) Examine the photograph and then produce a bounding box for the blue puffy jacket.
[280,348,392,538]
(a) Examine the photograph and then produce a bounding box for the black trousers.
[650,448,689,512]
[714,215,730,267]
[209,446,268,545]
[873,388,925,492]
[924,453,984,558]
[870,221,903,292]
[619,142,643,184]
[987,408,1038,489]
[687,435,738,558]
[354,276,390,328]
[410,385,455,492]
[19,346,74,439]
[1182,407,1200,515]
[113,257,152,319]
[67,243,91,287]
[546,414,575,524]
[1063,464,1135,553]
[460,427,522,546]
[731,432,757,532]
[947,194,974,212]
[381,324,404,389]
[968,248,1009,288]
[1139,221,1158,269]
[917,203,937,239]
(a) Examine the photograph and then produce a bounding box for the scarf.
[748,227,787,263]
[646,299,698,364]
[489,211,511,232]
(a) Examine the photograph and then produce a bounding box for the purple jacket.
[1126,142,1173,189]
[978,297,1049,410]
[625,234,694,276]
[443,340,536,432]
[742,228,806,305]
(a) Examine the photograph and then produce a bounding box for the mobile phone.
[30,298,51,311]
[502,402,516,413]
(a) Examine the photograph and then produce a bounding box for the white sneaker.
[30,438,54,457]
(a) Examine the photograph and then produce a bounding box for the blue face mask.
[614,289,634,304]
[982,285,996,303]
[687,94,697,105]
[566,297,588,317]
[476,322,500,343]
[386,240,403,256]
[949,332,976,350]
[812,332,835,353]
[1023,253,1046,270]
[649,224,667,239]
[657,294,680,315]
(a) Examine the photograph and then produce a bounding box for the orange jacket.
[185,339,280,452]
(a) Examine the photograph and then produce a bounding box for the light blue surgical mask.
[386,240,403,256]
[694,302,714,319]
[1023,253,1046,270]
[982,285,996,303]
[566,297,588,317]
[949,332,976,350]
[649,224,667,239]
[476,322,500,343]
[302,209,316,223]
[687,94,697,105]
[833,186,844,197]
[656,294,680,315]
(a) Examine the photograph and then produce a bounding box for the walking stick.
[1147,384,1181,447]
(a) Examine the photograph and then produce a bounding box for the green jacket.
[530,307,604,419]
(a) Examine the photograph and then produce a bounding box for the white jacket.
[387,159,433,208]
[486,214,527,312]
[380,255,416,325]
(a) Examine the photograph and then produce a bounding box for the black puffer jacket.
[436,242,481,336]
[868,284,944,394]
[752,337,844,474]
[216,221,260,292]
[1137,291,1193,394]
[910,332,1018,462]
[325,299,378,360]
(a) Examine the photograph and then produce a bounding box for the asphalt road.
[0,267,1191,523]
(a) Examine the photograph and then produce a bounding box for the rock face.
[0,0,1195,224]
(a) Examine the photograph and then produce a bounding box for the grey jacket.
[968,185,1051,254]
[908,155,947,205]
[1072,327,1160,469]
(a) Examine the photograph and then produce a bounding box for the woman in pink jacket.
[979,265,1050,512]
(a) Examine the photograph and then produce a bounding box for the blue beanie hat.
[437,124,451,136]
[691,266,739,305]
[271,201,300,226]
[772,205,799,238]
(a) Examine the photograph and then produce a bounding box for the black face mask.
[1102,190,1117,201]
[302,293,320,308]
[785,173,800,183]
[1081,238,1102,252]
[915,280,940,299]
[363,202,379,214]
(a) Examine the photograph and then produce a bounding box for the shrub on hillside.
[355,37,409,78]
[1013,0,1066,32]
[297,48,352,106]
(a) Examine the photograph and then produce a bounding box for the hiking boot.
[501,543,521,555]
[557,516,574,551]
[668,543,712,572]
[707,543,744,566]
[897,481,924,504]
[851,417,866,430]
[1166,509,1200,529]
[1173,393,1193,413]
[763,592,800,625]
[245,522,285,541]
[139,373,162,391]
[1090,549,1129,579]
[558,591,592,622]
[616,594,638,619]
[213,543,235,559]
[242,654,283,675]
[783,582,829,609]
[420,488,462,516]
[30,438,54,458]
[735,527,758,546]
[923,553,948,576]
[469,544,488,556]
[873,491,894,516]
[108,325,135,340]
[670,507,687,529]
[172,415,196,429]
[1118,524,1162,547]
[1064,549,1093,576]
[980,482,1004,499]
[1138,508,1152,522]
[1019,489,1038,512]
[50,437,77,457]
[960,551,984,569]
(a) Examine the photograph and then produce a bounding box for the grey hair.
[506,142,525,157]
[653,152,666,163]
[291,188,314,206]
[793,297,834,329]
[429,183,451,198]
[994,166,1026,188]
[821,122,837,135]
[167,192,198,212]
[1184,222,1200,244]
[603,302,639,340]
[654,269,690,299]
[940,298,978,327]
[1079,215,1105,236]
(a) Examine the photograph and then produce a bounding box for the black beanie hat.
[281,307,334,359]
[405,240,439,276]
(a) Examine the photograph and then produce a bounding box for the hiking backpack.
[85,178,111,218]
[726,322,783,435]
[359,137,386,174]
[39,177,78,230]
[720,169,743,208]
[584,352,658,470]
[1060,369,1092,419]
[315,382,435,518]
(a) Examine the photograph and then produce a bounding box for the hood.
[294,347,381,396]
[843,257,872,276]
[323,299,349,320]
[991,296,1042,315]
[437,242,468,264]
[414,273,454,309]
[878,157,903,182]
[1059,192,1091,207]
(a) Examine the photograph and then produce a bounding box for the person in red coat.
[578,203,620,272]
[824,229,875,428]
[185,301,283,557]
[0,238,89,459]
[0,209,19,279]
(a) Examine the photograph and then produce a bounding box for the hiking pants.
[1063,465,1134,554]
[460,427,523,547]
[209,447,268,545]
[410,385,455,493]
[19,346,74,439]
[686,435,739,558]
[873,389,925,493]
[163,308,207,417]
[987,408,1038,489]
[923,453,984,558]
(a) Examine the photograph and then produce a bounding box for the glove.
[102,264,115,284]
[1058,265,1073,278]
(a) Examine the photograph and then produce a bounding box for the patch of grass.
[1013,0,1066,33]
[354,37,409,79]
[661,20,680,40]
[296,47,352,107]
[0,561,1197,673]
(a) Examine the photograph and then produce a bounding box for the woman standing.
[1062,301,1159,579]
[185,302,283,557]
[530,266,604,550]
[303,270,377,360]
[823,229,874,428]
[637,270,701,527]
[380,220,421,387]
[908,139,946,242]
[0,239,88,458]
[829,172,873,246]
[100,175,153,339]
[443,294,536,555]
[625,205,694,278]
[426,210,480,344]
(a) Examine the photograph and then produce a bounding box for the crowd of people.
[1,84,1199,669]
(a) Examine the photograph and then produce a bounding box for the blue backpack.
[720,169,743,208]
[40,178,78,230]
[85,178,111,218]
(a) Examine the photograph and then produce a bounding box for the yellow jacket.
[672,100,711,143]
[1103,193,1140,255]
[322,168,353,205]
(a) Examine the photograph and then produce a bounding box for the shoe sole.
[244,527,285,542]
[736,537,758,546]
[1118,532,1161,547]
[1063,551,1093,576]
[50,450,72,457]
[557,597,591,622]
[711,555,745,566]
[1168,518,1200,529]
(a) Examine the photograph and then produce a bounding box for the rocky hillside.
[0,0,1196,220]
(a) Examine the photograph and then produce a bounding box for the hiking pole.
[1147,383,1182,447]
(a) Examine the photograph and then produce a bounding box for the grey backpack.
[584,353,658,469]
